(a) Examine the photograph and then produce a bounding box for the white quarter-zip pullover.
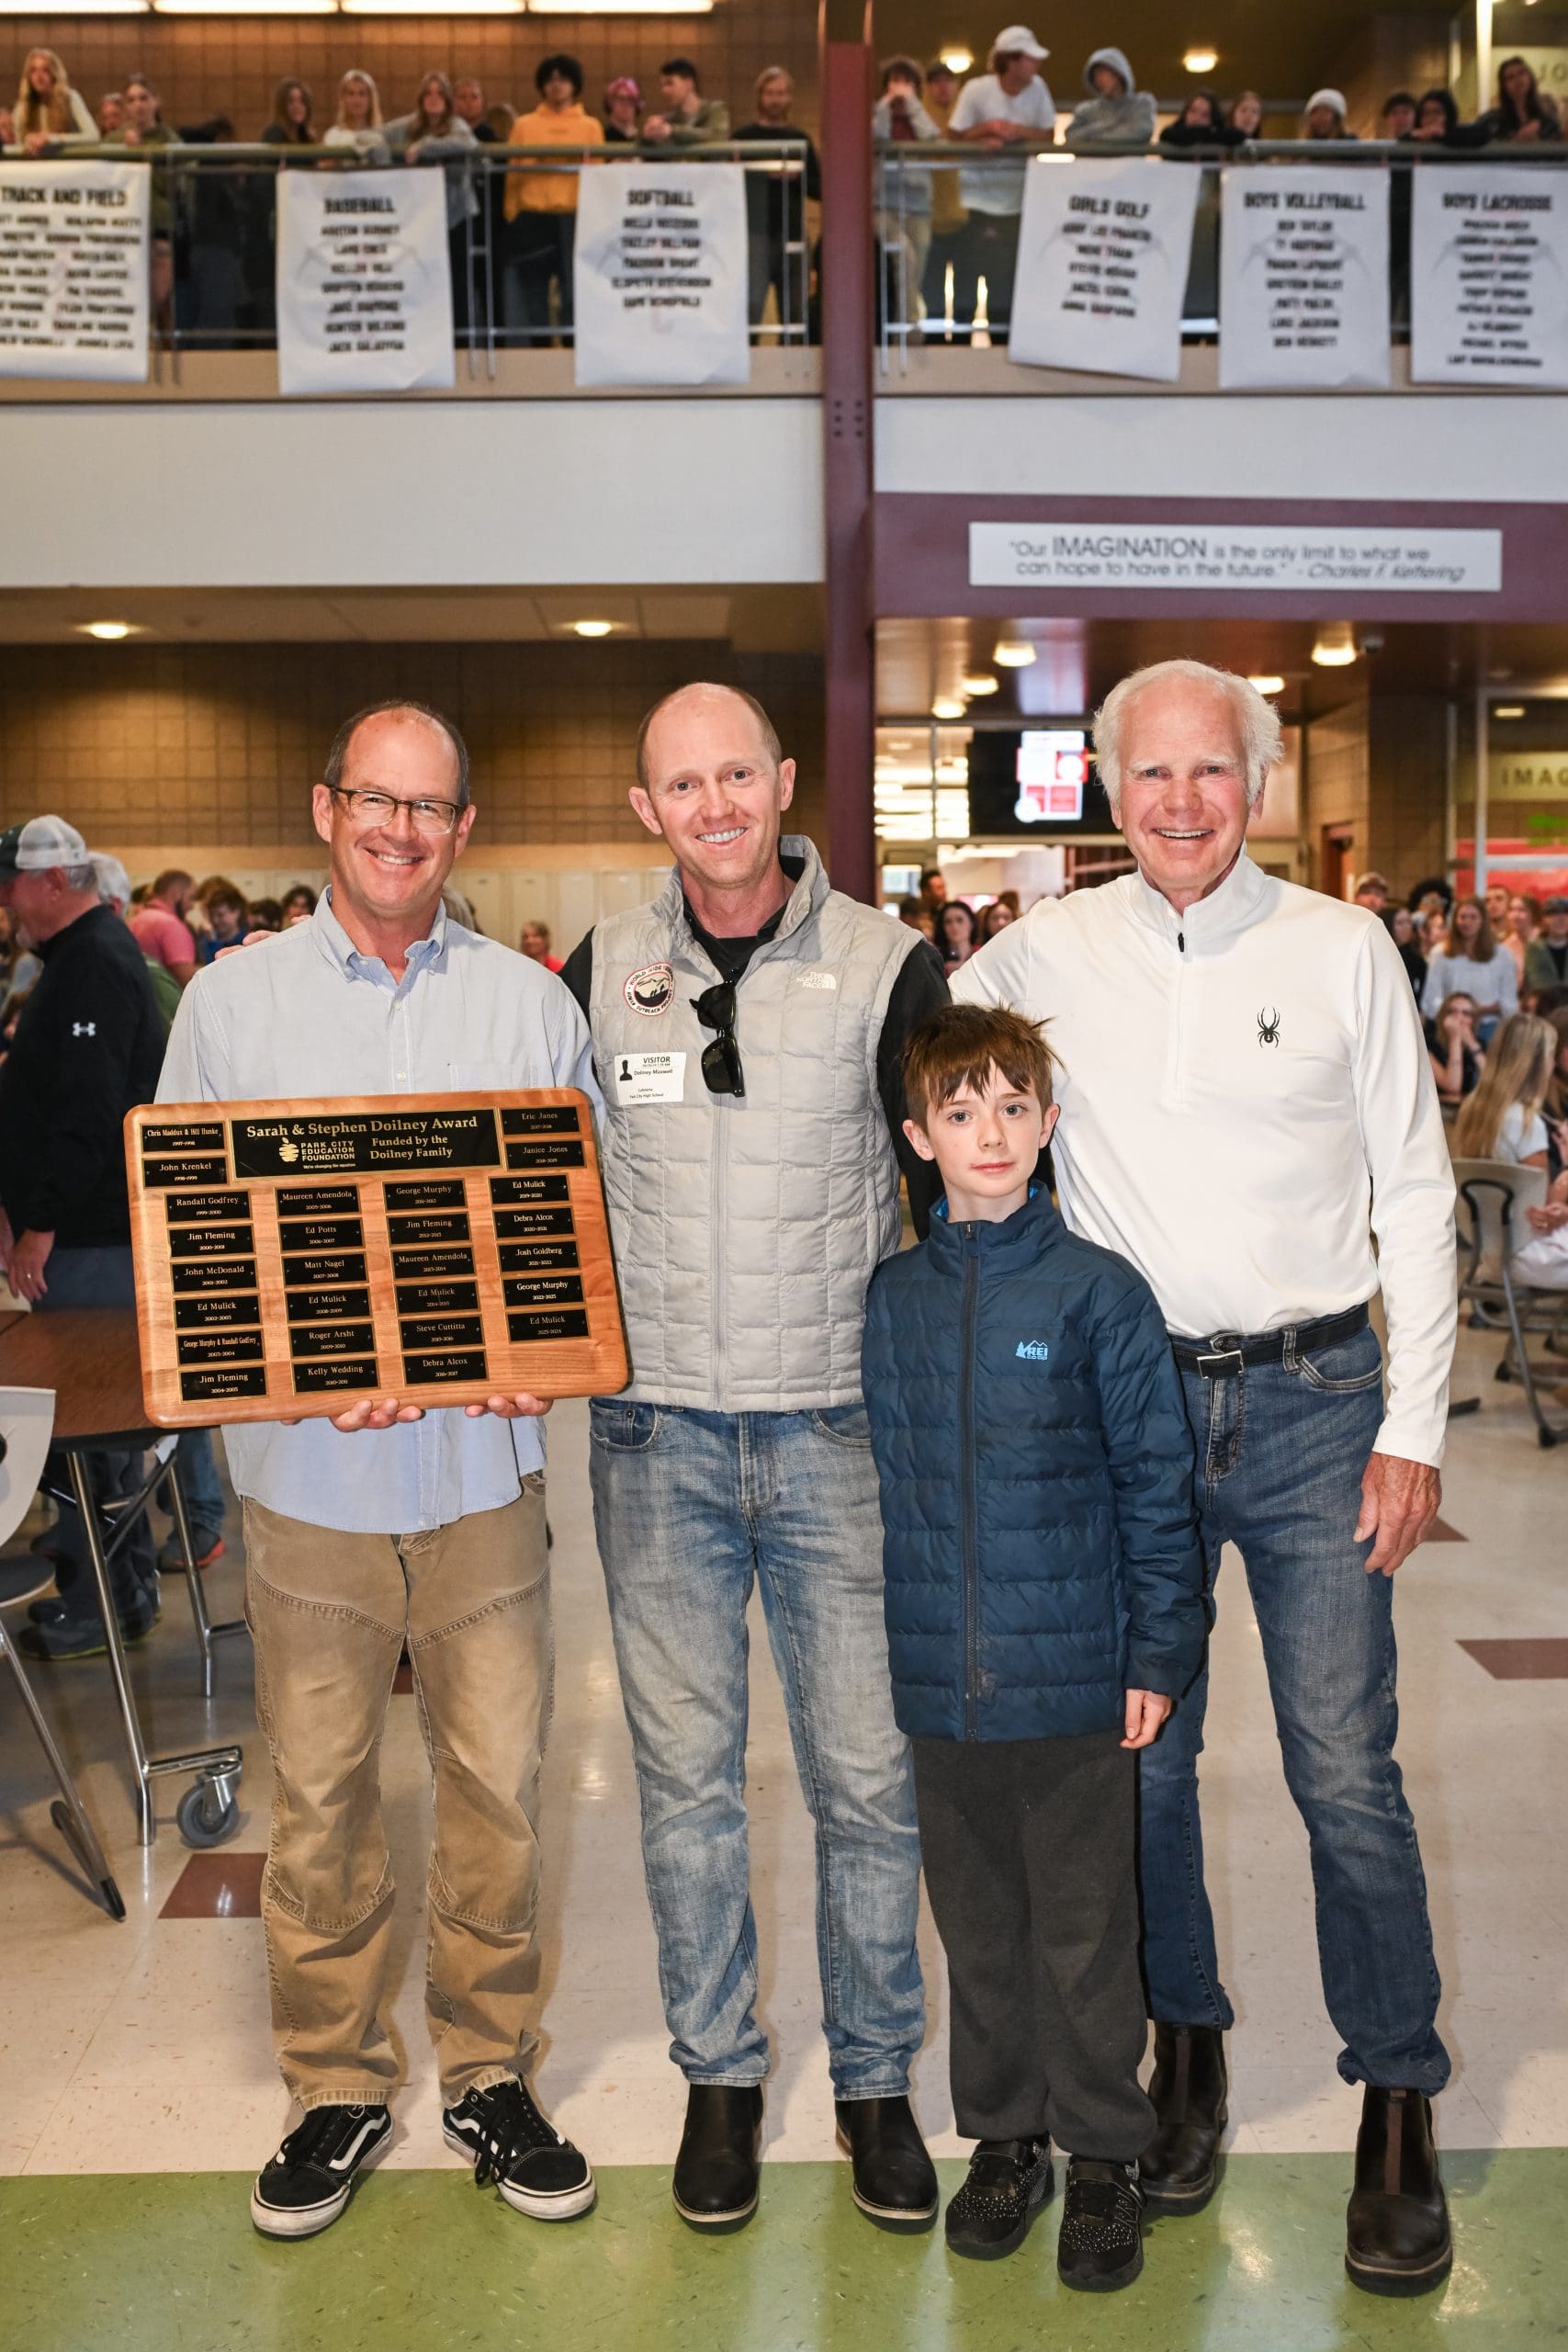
[953,853,1457,1465]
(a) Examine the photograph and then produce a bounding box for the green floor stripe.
[4,2152,1563,2352]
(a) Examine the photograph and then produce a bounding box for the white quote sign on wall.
[1219,165,1391,390]
[0,161,149,382]
[1008,156,1201,382]
[276,167,455,398]
[969,521,1502,593]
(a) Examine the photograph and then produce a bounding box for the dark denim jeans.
[1139,1321,1450,2095]
[589,1399,925,2098]
[35,1244,156,1622]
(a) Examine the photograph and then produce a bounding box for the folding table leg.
[0,1613,125,1917]
[165,1457,247,1704]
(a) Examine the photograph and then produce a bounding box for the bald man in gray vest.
[559,683,948,2234]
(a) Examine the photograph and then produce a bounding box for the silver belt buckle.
[1195,1332,1245,1379]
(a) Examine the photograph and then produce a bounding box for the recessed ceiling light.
[962,673,999,695]
[570,619,614,639]
[992,639,1036,668]
[1494,705,1526,718]
[1311,623,1358,668]
[79,620,136,640]
[931,695,966,720]
[939,45,974,73]
[1247,673,1286,695]
[1182,45,1219,74]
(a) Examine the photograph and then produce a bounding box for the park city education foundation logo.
[625,963,674,1016]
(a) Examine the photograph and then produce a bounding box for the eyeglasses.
[327,786,464,836]
[693,981,745,1098]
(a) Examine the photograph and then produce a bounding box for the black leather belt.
[1171,1301,1371,1380]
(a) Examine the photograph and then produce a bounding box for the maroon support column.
[818,0,876,902]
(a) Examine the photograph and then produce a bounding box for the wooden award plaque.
[124,1091,627,1427]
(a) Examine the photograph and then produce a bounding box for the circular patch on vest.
[624,962,674,1016]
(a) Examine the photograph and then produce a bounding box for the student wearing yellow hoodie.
[504,52,604,345]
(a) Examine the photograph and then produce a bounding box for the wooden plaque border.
[125,1090,628,1428]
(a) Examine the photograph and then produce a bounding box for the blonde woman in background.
[1453,1012,1568,1286]
[2,48,97,153]
[1505,891,1540,992]
[323,69,389,161]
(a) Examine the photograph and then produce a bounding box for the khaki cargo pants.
[243,1478,551,2111]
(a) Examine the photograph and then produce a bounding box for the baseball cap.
[991,24,1049,61]
[0,815,89,877]
[1543,893,1568,915]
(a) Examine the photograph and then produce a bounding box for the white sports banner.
[1410,164,1568,388]
[1219,165,1390,390]
[1009,156,1201,382]
[276,168,454,398]
[0,161,149,381]
[573,163,749,388]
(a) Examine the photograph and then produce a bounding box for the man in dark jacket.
[0,817,166,1657]
[863,1001,1203,2291]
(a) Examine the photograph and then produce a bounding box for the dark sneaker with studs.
[944,2137,1054,2259]
[251,2101,391,2238]
[1056,2157,1145,2292]
[444,2076,595,2221]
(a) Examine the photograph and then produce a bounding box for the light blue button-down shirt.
[157,890,601,1533]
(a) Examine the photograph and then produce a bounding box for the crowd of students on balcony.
[0,42,819,346]
[872,28,1562,340]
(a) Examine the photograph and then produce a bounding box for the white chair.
[1451,1157,1566,1450]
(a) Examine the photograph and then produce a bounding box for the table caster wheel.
[176,1776,240,1848]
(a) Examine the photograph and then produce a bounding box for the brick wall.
[0,639,827,853]
[6,11,818,139]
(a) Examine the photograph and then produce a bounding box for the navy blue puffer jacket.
[862,1187,1204,1742]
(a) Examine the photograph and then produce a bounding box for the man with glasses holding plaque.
[159,700,601,2242]
[558,682,948,2233]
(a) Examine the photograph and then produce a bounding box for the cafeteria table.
[0,1308,245,1848]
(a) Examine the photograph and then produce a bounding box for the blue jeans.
[589,1400,925,2098]
[172,1431,226,1549]
[1139,1321,1449,2094]
[35,1244,156,1621]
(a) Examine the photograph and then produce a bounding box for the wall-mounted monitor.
[964,729,1118,838]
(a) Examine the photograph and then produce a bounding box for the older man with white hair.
[954,659,1457,2296]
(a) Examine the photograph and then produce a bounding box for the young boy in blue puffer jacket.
[862,1002,1204,2291]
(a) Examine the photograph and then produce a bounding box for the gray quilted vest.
[591,837,920,1409]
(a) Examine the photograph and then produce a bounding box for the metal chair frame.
[1452,1158,1568,1450]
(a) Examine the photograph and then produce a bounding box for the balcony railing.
[873,137,1568,371]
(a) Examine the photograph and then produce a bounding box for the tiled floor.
[1,1314,1565,2346]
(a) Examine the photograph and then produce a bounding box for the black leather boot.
[671,2085,763,2231]
[1138,2024,1227,2213]
[833,2096,939,2231]
[1345,2087,1452,2297]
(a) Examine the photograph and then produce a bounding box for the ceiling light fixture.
[1494,704,1526,718]
[992,639,1036,668]
[1182,45,1219,74]
[570,619,615,639]
[939,45,974,74]
[1310,622,1358,668]
[961,673,999,695]
[1246,673,1286,695]
[931,695,966,720]
[79,620,136,640]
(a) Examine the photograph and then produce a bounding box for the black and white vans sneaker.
[251,2102,391,2239]
[444,2076,596,2221]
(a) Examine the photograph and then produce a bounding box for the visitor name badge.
[615,1051,687,1105]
